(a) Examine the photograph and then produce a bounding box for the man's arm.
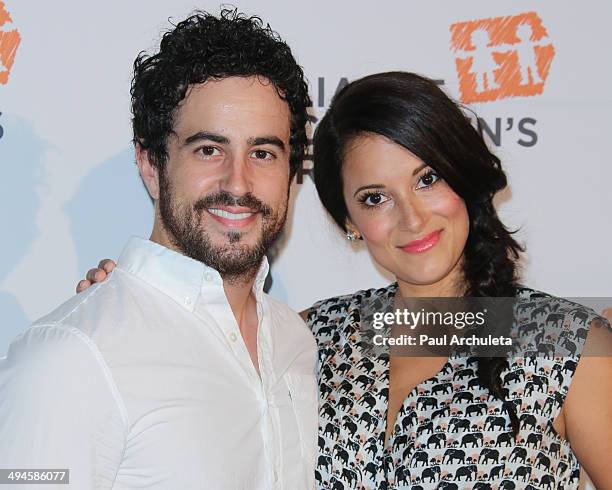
[0,324,127,489]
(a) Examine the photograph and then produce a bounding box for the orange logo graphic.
[0,0,20,85]
[450,12,555,103]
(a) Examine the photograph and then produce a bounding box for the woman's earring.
[346,231,360,241]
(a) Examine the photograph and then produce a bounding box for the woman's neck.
[395,260,466,298]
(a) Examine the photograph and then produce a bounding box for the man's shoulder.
[3,272,134,372]
[262,294,317,374]
[262,293,315,342]
[33,268,154,341]
[263,293,305,324]
[1,277,130,419]
[5,323,94,363]
[7,274,122,373]
[34,280,109,328]
[0,322,129,464]
[0,322,124,411]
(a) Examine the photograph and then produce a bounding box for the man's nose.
[219,156,252,197]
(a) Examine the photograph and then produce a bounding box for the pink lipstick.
[400,230,442,254]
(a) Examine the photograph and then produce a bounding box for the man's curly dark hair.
[131,9,311,180]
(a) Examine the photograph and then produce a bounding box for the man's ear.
[136,144,160,200]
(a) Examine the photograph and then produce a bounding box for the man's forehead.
[174,76,291,139]
[181,77,289,115]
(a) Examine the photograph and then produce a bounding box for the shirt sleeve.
[0,324,128,489]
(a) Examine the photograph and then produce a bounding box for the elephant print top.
[307,284,610,489]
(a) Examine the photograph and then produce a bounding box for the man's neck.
[222,268,262,377]
[222,272,259,326]
[149,224,263,375]
[149,223,262,325]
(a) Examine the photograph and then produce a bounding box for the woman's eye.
[198,146,221,157]
[359,192,389,207]
[416,170,440,189]
[251,149,274,160]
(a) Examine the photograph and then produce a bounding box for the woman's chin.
[390,260,462,291]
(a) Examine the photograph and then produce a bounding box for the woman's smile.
[399,229,443,254]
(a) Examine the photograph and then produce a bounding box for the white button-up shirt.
[0,237,318,489]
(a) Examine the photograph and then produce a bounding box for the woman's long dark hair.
[313,72,523,437]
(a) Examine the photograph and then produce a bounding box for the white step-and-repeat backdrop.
[1,1,609,487]
[2,0,611,347]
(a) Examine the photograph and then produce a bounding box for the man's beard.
[158,170,287,284]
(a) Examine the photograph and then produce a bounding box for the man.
[0,10,317,489]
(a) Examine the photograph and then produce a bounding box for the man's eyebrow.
[183,131,229,146]
[247,136,286,151]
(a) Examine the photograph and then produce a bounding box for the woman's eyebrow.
[412,163,427,176]
[353,184,385,197]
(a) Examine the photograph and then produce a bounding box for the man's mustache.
[193,191,273,217]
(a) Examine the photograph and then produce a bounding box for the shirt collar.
[116,236,269,311]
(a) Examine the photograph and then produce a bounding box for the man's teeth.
[208,209,254,220]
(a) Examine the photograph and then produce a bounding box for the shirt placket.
[256,299,284,489]
[194,275,282,490]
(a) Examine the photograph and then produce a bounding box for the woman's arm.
[76,259,115,293]
[563,319,612,487]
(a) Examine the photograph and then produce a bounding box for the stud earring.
[346,231,360,241]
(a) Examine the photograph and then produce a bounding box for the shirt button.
[185,297,192,306]
[229,332,238,342]
[204,273,213,282]
[273,469,278,483]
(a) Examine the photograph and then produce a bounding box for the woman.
[79,72,612,488]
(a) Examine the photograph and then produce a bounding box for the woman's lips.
[400,230,442,254]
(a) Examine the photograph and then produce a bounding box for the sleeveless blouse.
[307,284,609,489]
